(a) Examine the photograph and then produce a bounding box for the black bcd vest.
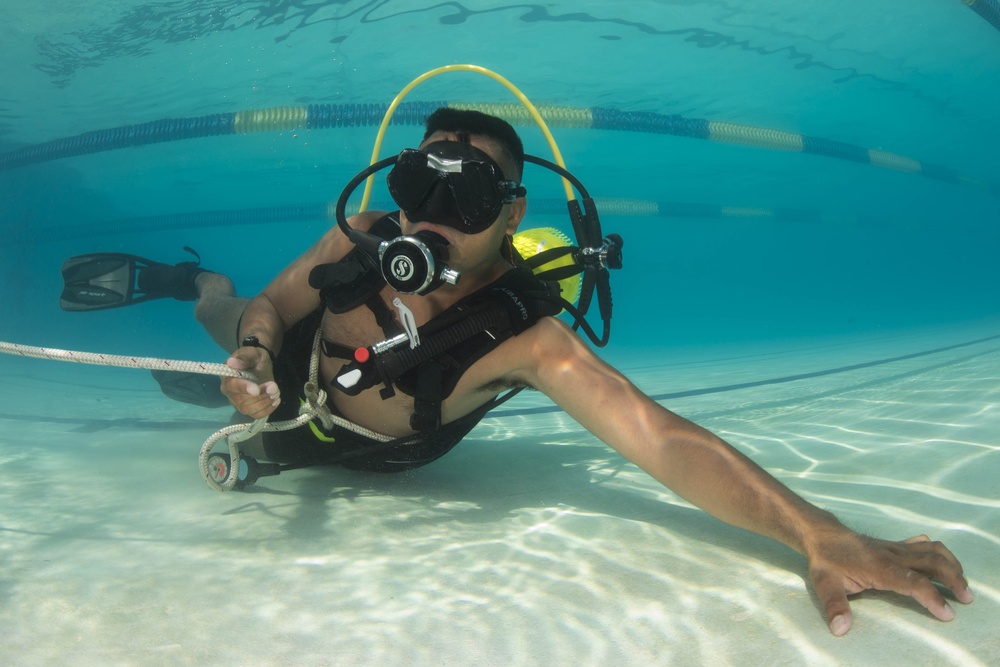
[308,213,563,432]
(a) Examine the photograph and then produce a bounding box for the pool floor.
[1,320,997,666]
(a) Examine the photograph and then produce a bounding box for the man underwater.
[61,108,973,636]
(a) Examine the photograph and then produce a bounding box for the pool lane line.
[0,198,885,247]
[2,333,998,431]
[1,100,996,198]
[490,332,1000,417]
[962,0,1000,32]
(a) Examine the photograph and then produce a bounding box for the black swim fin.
[60,246,210,311]
[151,369,230,408]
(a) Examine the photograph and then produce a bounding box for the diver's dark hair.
[423,107,524,180]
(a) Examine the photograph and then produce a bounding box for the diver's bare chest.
[315,301,408,432]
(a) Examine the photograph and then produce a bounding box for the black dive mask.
[333,140,621,314]
[387,141,526,234]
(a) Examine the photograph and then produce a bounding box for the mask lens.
[386,149,441,212]
[387,142,518,234]
[446,160,504,231]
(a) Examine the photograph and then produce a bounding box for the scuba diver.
[59,108,972,636]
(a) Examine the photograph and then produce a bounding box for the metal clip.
[393,297,420,349]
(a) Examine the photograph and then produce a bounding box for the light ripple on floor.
[1,322,998,666]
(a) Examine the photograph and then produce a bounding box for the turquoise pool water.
[1,2,998,665]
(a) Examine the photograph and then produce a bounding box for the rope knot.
[301,380,335,430]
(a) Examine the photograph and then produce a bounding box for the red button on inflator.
[354,347,370,363]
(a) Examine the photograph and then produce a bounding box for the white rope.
[299,329,392,442]
[0,340,250,378]
[1,337,394,492]
[198,331,391,491]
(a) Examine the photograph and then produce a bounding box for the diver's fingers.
[891,567,956,621]
[807,532,973,635]
[226,352,250,371]
[810,566,853,636]
[221,377,280,418]
[856,538,966,621]
[259,381,279,400]
[221,377,260,398]
[895,537,974,605]
[229,390,279,419]
[226,346,273,377]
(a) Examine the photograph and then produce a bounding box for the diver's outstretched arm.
[512,317,974,636]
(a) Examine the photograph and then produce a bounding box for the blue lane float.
[1,101,997,198]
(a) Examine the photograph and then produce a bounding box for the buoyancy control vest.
[308,212,564,432]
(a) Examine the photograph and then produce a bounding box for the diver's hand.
[221,346,280,418]
[807,530,973,636]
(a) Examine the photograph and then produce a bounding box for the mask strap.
[504,234,515,263]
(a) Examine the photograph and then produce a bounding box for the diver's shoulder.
[314,209,390,258]
[495,316,598,389]
[520,316,591,358]
[345,209,390,233]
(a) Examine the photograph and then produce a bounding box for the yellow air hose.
[359,64,578,212]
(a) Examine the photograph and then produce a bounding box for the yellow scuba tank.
[512,227,581,305]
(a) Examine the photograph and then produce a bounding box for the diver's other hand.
[807,530,973,637]
[222,346,280,418]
